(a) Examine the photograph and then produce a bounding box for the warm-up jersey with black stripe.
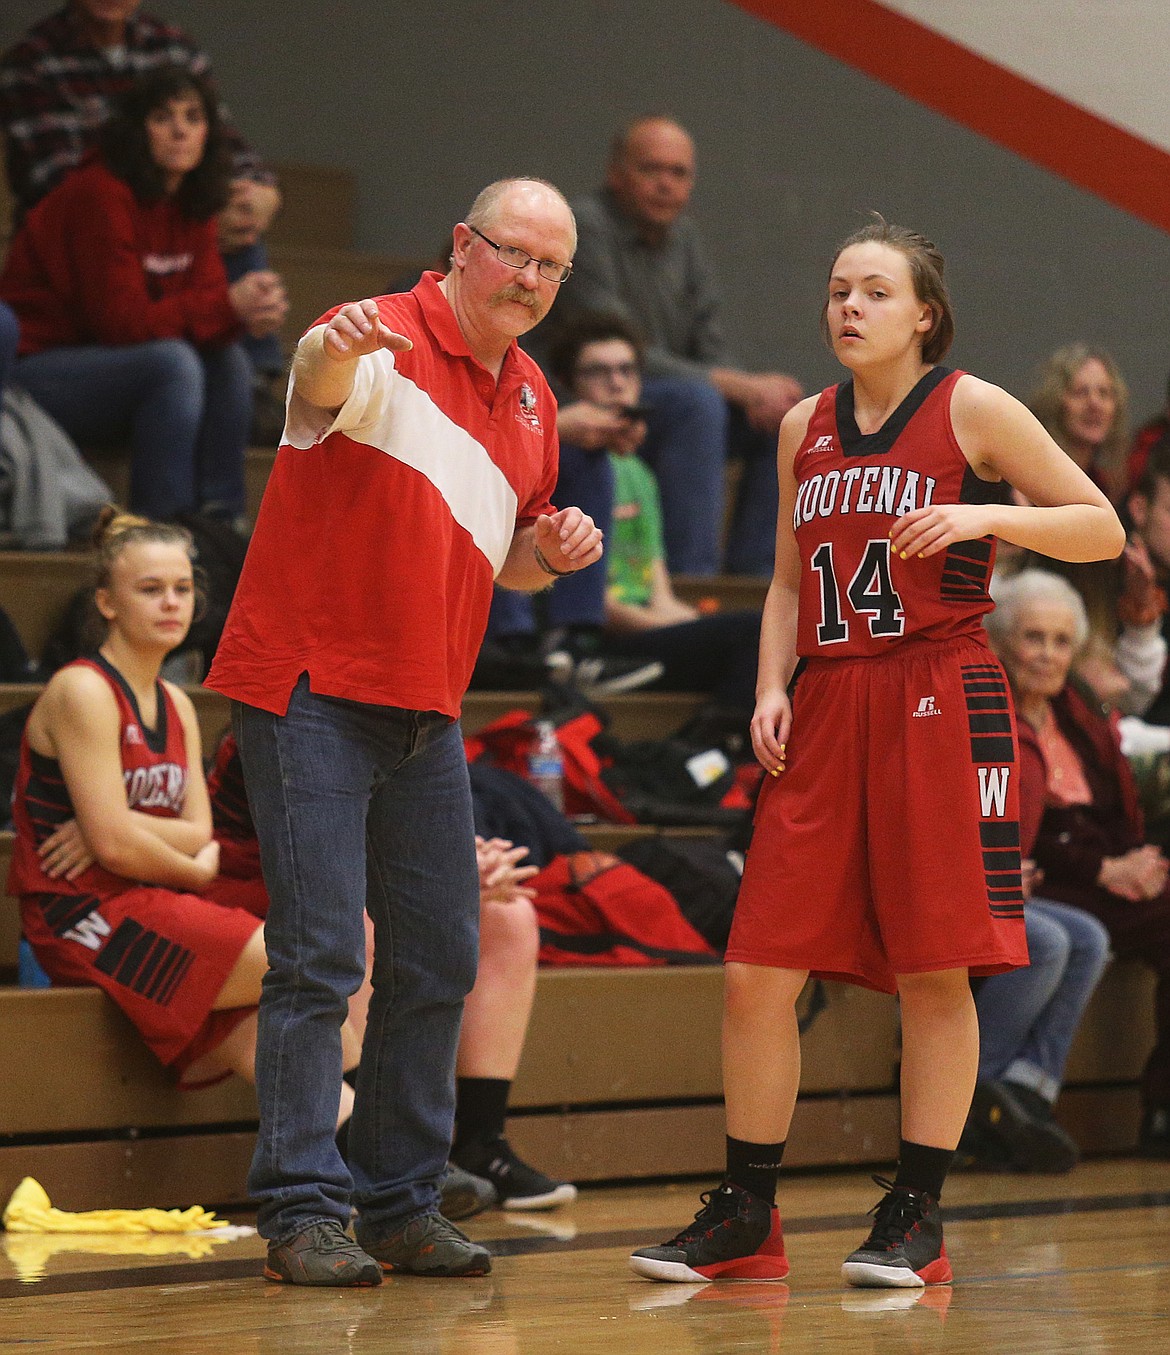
[793,367,1002,659]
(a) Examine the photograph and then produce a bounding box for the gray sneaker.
[264,1218,383,1286]
[357,1212,492,1277]
[440,1162,497,1221]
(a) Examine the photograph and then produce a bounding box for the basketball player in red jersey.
[7,509,364,1103]
[630,219,1124,1289]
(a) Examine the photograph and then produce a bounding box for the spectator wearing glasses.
[483,299,665,697]
[207,177,599,1287]
[544,115,803,577]
[543,312,762,714]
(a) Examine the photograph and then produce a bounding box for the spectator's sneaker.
[546,650,664,696]
[264,1219,382,1287]
[452,1135,577,1210]
[841,1177,952,1288]
[969,1080,1079,1173]
[628,1182,788,1283]
[440,1162,497,1221]
[356,1212,492,1277]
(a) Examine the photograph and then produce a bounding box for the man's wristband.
[534,541,574,577]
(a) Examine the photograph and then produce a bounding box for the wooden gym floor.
[1,1158,1168,1353]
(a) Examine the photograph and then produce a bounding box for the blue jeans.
[976,898,1110,1102]
[640,375,728,576]
[488,439,614,639]
[0,301,18,399]
[640,377,780,576]
[233,675,480,1244]
[14,339,251,519]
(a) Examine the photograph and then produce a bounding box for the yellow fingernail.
[900,551,908,559]
[769,767,781,777]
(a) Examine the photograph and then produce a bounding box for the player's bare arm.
[751,401,813,773]
[889,376,1124,563]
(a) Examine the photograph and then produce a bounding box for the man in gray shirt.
[560,116,802,575]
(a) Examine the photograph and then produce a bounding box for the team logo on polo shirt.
[516,383,543,433]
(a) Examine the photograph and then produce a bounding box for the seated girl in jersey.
[7,508,357,1114]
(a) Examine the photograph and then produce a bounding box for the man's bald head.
[465,178,577,257]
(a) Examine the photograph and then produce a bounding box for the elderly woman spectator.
[1026,345,1166,716]
[0,66,286,523]
[986,568,1170,1157]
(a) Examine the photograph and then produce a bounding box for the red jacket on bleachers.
[0,157,239,355]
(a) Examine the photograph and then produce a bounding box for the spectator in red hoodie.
[0,65,285,523]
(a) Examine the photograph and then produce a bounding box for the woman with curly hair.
[0,66,285,522]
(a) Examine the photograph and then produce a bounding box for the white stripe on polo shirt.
[285,329,518,576]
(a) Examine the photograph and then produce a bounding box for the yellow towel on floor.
[2,1177,230,1234]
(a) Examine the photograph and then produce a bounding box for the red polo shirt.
[206,273,559,717]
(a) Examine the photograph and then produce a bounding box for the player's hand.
[750,687,792,775]
[37,818,95,881]
[192,839,221,886]
[476,836,540,905]
[535,507,603,574]
[889,503,997,560]
[322,300,413,361]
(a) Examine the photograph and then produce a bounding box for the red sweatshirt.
[0,158,240,354]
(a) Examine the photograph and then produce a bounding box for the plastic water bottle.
[527,720,565,812]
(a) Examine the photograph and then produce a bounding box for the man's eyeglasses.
[575,361,639,381]
[469,226,572,283]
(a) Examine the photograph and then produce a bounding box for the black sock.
[454,1076,511,1153]
[726,1135,785,1205]
[894,1140,954,1201]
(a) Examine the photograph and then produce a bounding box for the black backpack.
[618,834,742,951]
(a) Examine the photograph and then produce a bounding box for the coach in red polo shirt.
[207,178,598,1287]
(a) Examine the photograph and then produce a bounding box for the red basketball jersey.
[8,655,189,897]
[793,367,1002,659]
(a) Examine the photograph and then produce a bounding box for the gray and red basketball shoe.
[629,1182,789,1283]
[841,1177,952,1288]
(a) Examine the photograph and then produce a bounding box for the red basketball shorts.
[21,875,263,1084]
[727,634,1029,993]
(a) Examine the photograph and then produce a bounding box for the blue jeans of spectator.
[224,239,284,375]
[488,439,614,640]
[724,403,780,577]
[14,339,251,519]
[640,375,727,577]
[639,378,779,577]
[976,898,1110,1103]
[0,301,18,399]
[234,674,479,1243]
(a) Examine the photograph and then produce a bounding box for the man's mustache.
[491,285,539,308]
